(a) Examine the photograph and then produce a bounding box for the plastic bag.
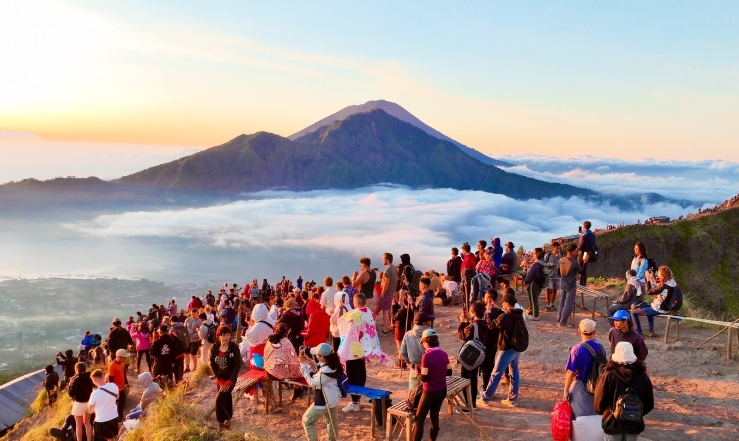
[551,400,572,441]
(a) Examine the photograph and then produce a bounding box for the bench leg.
[591,298,596,319]
[371,400,376,437]
[728,328,733,360]
[664,317,671,343]
[465,385,474,420]
[676,320,680,342]
[405,415,412,441]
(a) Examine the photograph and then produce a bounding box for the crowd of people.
[40,220,679,441]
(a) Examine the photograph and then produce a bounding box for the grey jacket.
[400,324,431,365]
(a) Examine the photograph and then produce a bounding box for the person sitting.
[264,323,302,382]
[125,372,163,419]
[278,298,305,353]
[631,266,681,337]
[607,270,644,325]
[49,413,95,441]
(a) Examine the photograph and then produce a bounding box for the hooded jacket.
[137,372,162,410]
[246,304,275,347]
[491,238,504,269]
[616,277,644,305]
[400,324,431,365]
[594,362,654,435]
[493,308,526,351]
[264,336,301,380]
[209,341,242,384]
[68,371,94,403]
[300,362,341,409]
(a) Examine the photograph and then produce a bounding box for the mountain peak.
[288,100,510,166]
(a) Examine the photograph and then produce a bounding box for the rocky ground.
[7,283,739,441]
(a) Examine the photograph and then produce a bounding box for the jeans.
[303,405,339,441]
[557,287,577,326]
[413,389,446,441]
[631,306,660,333]
[482,349,520,403]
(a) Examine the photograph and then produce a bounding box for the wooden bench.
[275,377,314,407]
[346,385,392,438]
[385,376,473,441]
[657,314,739,359]
[575,284,610,319]
[232,370,275,413]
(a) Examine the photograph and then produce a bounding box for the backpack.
[457,323,486,370]
[472,272,492,294]
[614,383,644,422]
[579,342,608,394]
[406,381,424,411]
[337,372,349,398]
[645,257,658,274]
[408,266,422,294]
[509,317,529,352]
[533,261,547,287]
[666,285,683,311]
[174,325,189,348]
[204,322,217,344]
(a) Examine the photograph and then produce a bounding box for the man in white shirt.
[320,276,338,313]
[88,369,119,441]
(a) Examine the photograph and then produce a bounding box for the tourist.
[379,252,398,334]
[352,256,377,313]
[278,298,305,352]
[130,322,152,373]
[305,290,323,318]
[150,324,180,382]
[563,319,604,417]
[471,248,495,303]
[209,325,242,429]
[608,310,648,361]
[107,348,129,421]
[416,277,435,326]
[481,293,526,407]
[578,221,597,286]
[168,299,178,317]
[400,311,433,390]
[88,369,119,441]
[320,276,337,312]
[607,270,644,324]
[184,308,202,372]
[457,301,489,410]
[68,362,94,441]
[301,299,331,350]
[245,303,274,370]
[55,349,77,384]
[300,343,342,441]
[499,241,517,275]
[544,241,562,312]
[198,312,217,367]
[557,243,583,327]
[392,291,413,364]
[631,266,682,337]
[412,329,450,441]
[447,247,462,284]
[460,244,477,301]
[491,237,504,269]
[125,371,163,419]
[631,242,649,283]
[594,342,654,440]
[106,317,133,366]
[169,322,189,382]
[481,289,504,392]
[42,365,59,406]
[48,412,95,441]
[264,323,302,382]
[220,300,237,331]
[523,247,546,321]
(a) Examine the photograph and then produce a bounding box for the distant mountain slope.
[288,99,511,166]
[118,109,591,199]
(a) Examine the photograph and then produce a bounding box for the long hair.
[658,266,673,282]
[322,352,343,378]
[635,242,647,258]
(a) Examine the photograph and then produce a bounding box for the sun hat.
[610,310,631,321]
[612,341,637,364]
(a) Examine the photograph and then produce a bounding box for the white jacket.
[300,362,340,409]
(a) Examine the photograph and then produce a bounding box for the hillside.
[287,99,511,166]
[119,109,592,199]
[588,207,739,317]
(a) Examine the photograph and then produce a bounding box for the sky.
[1,0,738,180]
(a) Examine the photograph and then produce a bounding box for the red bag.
[551,400,572,441]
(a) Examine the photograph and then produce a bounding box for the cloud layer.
[65,185,696,277]
[499,155,739,205]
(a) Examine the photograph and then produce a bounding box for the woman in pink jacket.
[130,323,152,373]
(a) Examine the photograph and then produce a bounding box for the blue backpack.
[337,372,349,398]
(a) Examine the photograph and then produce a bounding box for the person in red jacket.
[302,306,330,349]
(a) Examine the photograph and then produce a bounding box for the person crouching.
[300,343,342,441]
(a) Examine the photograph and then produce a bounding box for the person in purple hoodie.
[491,237,504,269]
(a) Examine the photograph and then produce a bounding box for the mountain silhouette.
[288,99,511,167]
[118,109,590,199]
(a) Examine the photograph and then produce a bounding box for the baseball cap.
[310,343,333,357]
[115,348,131,358]
[421,329,437,339]
[578,319,596,334]
[610,310,631,321]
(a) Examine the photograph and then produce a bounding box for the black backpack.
[406,381,424,411]
[645,257,658,274]
[204,322,217,344]
[533,262,547,287]
[614,383,644,422]
[457,323,486,371]
[666,285,683,311]
[509,317,529,352]
[580,342,608,394]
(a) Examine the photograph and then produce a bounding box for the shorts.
[379,292,394,312]
[94,419,120,439]
[394,327,404,342]
[71,401,93,416]
[548,278,560,290]
[189,341,201,355]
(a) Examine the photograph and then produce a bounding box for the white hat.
[115,348,131,358]
[611,341,637,364]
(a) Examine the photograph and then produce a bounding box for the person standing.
[379,253,398,334]
[88,369,119,441]
[400,312,433,390]
[130,323,152,374]
[42,365,59,406]
[557,244,583,327]
[523,248,545,321]
[106,317,133,367]
[68,362,94,441]
[481,289,504,392]
[630,242,649,284]
[457,302,489,411]
[107,348,130,421]
[578,221,597,286]
[352,257,377,313]
[499,242,518,275]
[184,308,203,373]
[562,319,604,418]
[481,294,526,407]
[209,325,242,429]
[320,276,338,312]
[544,242,562,312]
[300,343,342,441]
[198,312,217,367]
[594,342,654,441]
[412,329,450,441]
[416,278,435,326]
[447,247,462,284]
[297,275,304,291]
[490,237,504,270]
[150,325,179,382]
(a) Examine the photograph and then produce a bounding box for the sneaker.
[500,399,517,408]
[342,402,361,412]
[529,316,541,321]
[645,330,656,338]
[556,322,563,328]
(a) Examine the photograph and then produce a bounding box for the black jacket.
[492,308,526,351]
[209,341,242,384]
[457,319,489,347]
[594,362,654,435]
[107,326,133,354]
[68,372,94,402]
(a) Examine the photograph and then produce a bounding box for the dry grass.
[189,363,212,387]
[15,393,72,441]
